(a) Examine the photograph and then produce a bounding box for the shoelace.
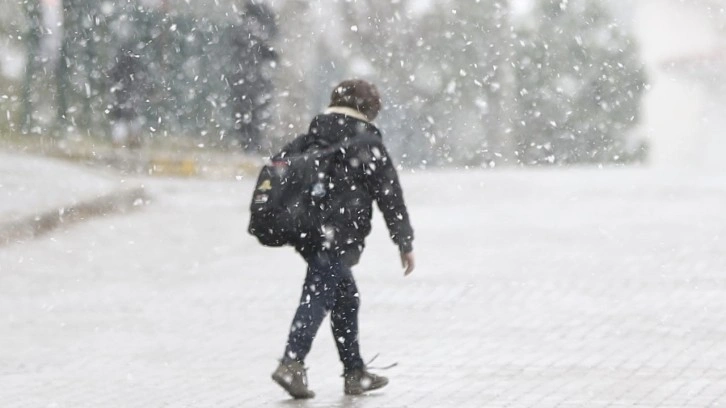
[365,353,398,370]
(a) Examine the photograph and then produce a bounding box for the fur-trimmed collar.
[324,106,370,123]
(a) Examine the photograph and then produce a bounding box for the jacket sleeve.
[363,142,414,253]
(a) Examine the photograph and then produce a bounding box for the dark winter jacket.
[277,110,414,266]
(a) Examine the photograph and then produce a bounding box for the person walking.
[270,79,415,399]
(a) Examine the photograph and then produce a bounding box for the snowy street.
[1,162,725,407]
[3,0,726,405]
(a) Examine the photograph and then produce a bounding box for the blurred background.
[3,3,726,406]
[2,0,722,171]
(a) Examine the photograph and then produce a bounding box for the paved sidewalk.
[1,162,725,407]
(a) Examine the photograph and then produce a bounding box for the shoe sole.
[344,377,389,395]
[271,373,315,399]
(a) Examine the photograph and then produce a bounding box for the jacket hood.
[308,112,382,146]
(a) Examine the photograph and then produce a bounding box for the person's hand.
[400,251,415,276]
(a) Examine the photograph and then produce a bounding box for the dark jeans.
[282,253,364,371]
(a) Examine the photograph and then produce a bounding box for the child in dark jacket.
[271,79,415,399]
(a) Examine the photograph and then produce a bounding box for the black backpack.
[248,139,345,247]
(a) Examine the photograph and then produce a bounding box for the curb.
[0,186,147,247]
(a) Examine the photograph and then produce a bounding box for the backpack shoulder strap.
[274,133,315,160]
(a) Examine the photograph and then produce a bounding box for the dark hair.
[329,79,381,121]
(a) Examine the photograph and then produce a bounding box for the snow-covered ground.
[1,163,725,406]
[0,152,121,224]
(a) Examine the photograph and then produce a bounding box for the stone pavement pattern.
[0,154,725,407]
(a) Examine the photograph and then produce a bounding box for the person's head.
[329,79,381,121]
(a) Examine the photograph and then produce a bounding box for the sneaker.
[343,368,389,395]
[271,360,315,399]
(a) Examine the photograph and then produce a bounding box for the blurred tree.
[297,0,644,167]
[269,0,317,152]
[49,0,279,148]
[20,0,43,133]
[229,0,278,152]
[411,1,516,167]
[331,0,518,167]
[108,45,148,148]
[335,0,427,167]
[485,0,519,167]
[513,0,647,164]
[56,0,106,133]
[10,0,644,165]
